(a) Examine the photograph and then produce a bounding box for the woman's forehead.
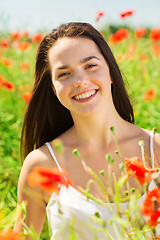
[48,37,102,67]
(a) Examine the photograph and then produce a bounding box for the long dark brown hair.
[21,22,134,160]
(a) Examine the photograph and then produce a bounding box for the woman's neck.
[70,107,127,148]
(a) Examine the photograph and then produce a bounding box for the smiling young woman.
[48,37,113,117]
[14,22,160,239]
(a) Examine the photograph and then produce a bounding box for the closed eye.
[85,64,97,69]
[58,72,71,78]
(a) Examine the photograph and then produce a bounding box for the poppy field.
[0,22,160,239]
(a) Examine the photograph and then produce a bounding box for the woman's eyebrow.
[80,56,100,64]
[57,65,69,70]
[57,56,100,70]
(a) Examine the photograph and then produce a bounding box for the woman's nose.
[73,71,88,88]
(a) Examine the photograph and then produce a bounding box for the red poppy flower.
[151,44,160,58]
[143,88,156,101]
[109,28,129,44]
[32,33,43,43]
[10,31,21,41]
[135,28,147,39]
[117,54,124,62]
[150,29,160,41]
[0,76,15,91]
[21,31,29,40]
[20,62,30,73]
[17,41,31,51]
[141,188,160,226]
[0,229,20,240]
[124,157,155,185]
[0,75,6,88]
[139,53,148,61]
[22,93,32,103]
[96,11,105,22]
[27,166,72,193]
[0,39,10,49]
[4,81,15,91]
[126,43,137,59]
[0,57,12,67]
[120,10,134,18]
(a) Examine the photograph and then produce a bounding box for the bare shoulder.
[155,132,160,145]
[142,128,160,167]
[130,127,160,167]
[154,132,160,166]
[24,145,53,167]
[18,144,56,187]
[139,127,160,149]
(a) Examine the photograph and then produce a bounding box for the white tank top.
[45,130,156,240]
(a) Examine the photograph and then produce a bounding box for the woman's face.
[48,37,113,116]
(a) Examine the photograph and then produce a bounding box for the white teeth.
[74,90,96,100]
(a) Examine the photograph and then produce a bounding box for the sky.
[0,0,160,34]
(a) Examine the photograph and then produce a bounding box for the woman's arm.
[13,150,48,239]
[154,132,160,167]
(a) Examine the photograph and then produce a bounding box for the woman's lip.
[72,89,98,98]
[72,89,98,103]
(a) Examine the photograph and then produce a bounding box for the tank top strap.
[45,142,63,172]
[150,130,155,169]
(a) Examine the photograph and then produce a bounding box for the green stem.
[78,187,104,205]
[87,167,109,201]
[110,126,123,162]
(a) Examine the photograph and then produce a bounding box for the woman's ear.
[52,86,57,95]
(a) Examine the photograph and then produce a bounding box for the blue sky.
[0,0,160,33]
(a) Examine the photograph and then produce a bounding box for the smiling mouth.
[73,89,98,100]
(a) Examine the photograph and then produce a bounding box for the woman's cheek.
[55,84,68,101]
